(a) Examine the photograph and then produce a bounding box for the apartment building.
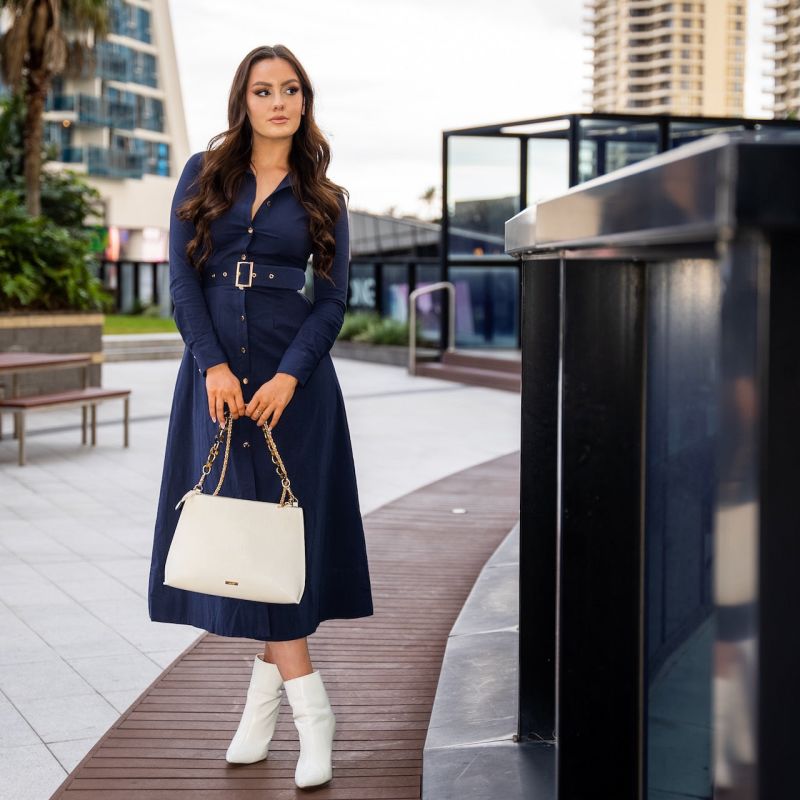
[585,0,747,116]
[765,0,800,117]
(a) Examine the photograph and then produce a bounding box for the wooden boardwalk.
[51,451,520,799]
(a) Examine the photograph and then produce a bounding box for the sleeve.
[169,151,229,377]
[276,192,350,387]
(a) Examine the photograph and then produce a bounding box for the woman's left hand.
[245,372,299,429]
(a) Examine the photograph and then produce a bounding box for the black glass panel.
[644,258,720,800]
[348,263,377,311]
[448,266,519,348]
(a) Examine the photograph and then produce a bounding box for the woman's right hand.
[205,363,246,424]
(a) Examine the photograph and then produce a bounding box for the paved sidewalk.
[0,354,521,800]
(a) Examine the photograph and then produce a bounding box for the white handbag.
[164,409,306,604]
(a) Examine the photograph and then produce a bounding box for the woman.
[147,44,374,789]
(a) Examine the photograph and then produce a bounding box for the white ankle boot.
[283,669,336,788]
[225,654,284,764]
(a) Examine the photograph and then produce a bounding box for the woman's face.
[246,57,305,143]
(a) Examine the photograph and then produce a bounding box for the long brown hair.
[176,45,348,282]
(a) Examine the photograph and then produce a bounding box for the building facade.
[765,0,800,117]
[585,0,747,116]
[1,0,190,260]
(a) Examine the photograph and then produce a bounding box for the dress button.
[240,314,245,321]
[241,346,246,353]
[266,200,271,206]
[269,273,274,279]
[242,377,249,384]
[247,227,253,233]
[222,271,227,277]
[243,441,250,448]
[211,273,215,277]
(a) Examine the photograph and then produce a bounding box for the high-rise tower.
[765,0,800,117]
[585,0,747,116]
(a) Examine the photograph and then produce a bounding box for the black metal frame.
[509,132,800,798]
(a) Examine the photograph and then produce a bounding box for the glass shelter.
[431,112,800,351]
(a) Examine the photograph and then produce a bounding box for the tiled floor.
[0,354,521,800]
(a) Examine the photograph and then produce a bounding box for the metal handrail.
[407,281,455,374]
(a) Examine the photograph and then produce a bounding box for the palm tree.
[0,0,109,217]
[419,185,438,221]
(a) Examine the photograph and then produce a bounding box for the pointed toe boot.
[225,654,284,764]
[283,669,336,788]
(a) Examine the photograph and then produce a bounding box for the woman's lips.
[270,118,288,123]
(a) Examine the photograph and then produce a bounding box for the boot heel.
[225,654,284,764]
[283,669,336,788]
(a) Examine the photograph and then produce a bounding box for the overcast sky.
[170,0,771,219]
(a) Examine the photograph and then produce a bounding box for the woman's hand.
[205,363,246,424]
[245,372,299,429]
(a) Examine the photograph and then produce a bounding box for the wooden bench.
[0,387,131,466]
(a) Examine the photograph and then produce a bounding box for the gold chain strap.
[192,410,299,507]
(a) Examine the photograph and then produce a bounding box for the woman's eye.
[256,87,300,97]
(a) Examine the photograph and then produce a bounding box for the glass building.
[38,0,177,180]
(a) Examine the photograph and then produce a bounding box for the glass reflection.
[712,246,759,795]
[447,135,519,256]
[578,118,659,182]
[415,264,446,344]
[448,266,519,347]
[349,263,377,312]
[381,265,409,321]
[645,258,720,800]
[527,136,569,206]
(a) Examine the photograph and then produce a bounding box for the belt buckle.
[235,261,254,289]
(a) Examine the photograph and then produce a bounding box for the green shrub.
[347,313,425,346]
[0,93,111,313]
[338,310,381,340]
[0,190,114,313]
[127,299,162,317]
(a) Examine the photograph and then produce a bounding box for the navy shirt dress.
[147,151,374,641]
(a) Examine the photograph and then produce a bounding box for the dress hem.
[148,607,375,643]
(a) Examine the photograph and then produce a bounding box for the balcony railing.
[47,93,136,130]
[48,145,144,179]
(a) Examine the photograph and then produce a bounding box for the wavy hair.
[175,44,348,282]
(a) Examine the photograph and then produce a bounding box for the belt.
[203,262,306,291]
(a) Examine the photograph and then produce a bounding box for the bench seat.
[0,387,131,466]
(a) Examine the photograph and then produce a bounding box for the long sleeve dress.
[147,151,374,641]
